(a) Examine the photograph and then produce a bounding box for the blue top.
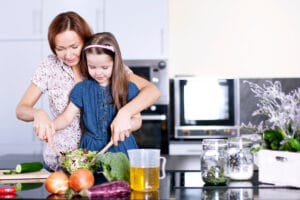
[70,79,140,155]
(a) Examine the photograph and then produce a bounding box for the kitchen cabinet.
[103,0,168,59]
[42,0,104,37]
[0,0,42,40]
[42,0,168,59]
[0,41,44,155]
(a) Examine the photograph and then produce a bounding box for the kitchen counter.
[1,154,300,199]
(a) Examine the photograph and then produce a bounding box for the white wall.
[169,0,300,78]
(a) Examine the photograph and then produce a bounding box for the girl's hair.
[48,11,93,54]
[81,32,128,110]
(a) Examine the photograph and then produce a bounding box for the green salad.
[63,149,97,174]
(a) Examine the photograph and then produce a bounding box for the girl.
[53,32,141,154]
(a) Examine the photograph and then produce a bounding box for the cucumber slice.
[15,162,43,173]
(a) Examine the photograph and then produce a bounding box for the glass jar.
[227,137,254,180]
[201,139,228,186]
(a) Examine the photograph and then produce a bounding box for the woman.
[15,11,160,170]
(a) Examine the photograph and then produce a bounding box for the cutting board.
[0,169,51,180]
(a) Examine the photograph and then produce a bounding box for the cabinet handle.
[141,114,166,121]
[32,10,42,36]
[96,9,104,31]
[275,156,288,162]
[160,28,164,54]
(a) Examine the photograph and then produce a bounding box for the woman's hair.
[48,11,93,54]
[81,32,128,110]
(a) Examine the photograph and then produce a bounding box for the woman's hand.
[33,109,55,142]
[110,108,132,146]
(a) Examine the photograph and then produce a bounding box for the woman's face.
[86,53,113,86]
[54,30,84,67]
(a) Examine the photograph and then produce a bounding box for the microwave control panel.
[175,127,238,139]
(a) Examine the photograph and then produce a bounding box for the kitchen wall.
[169,0,300,78]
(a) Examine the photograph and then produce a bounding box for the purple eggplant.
[79,180,130,199]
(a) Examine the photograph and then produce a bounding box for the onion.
[45,171,69,194]
[69,168,95,192]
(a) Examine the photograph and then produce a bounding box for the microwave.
[173,76,239,139]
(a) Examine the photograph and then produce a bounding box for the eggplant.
[79,180,130,199]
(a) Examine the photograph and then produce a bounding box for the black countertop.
[1,154,300,199]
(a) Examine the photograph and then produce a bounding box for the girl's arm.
[53,102,80,131]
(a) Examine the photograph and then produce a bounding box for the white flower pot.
[258,149,300,188]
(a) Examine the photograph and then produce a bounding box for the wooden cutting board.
[0,169,51,180]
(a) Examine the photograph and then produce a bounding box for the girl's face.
[86,53,113,86]
[54,30,84,67]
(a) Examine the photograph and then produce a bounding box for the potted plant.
[241,80,300,187]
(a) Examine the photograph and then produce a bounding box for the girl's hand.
[110,108,132,146]
[33,109,55,142]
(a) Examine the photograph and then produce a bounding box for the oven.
[124,60,169,154]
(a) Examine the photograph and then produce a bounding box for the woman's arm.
[130,113,142,132]
[16,83,43,121]
[16,83,53,141]
[125,73,161,115]
[110,73,160,146]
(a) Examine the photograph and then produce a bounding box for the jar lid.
[202,139,227,150]
[228,137,252,148]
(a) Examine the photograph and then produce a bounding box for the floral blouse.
[32,55,82,170]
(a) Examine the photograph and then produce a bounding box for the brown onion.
[69,168,95,192]
[45,171,69,194]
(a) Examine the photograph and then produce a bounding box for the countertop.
[1,154,300,199]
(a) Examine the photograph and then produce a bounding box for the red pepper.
[0,187,16,194]
[0,193,17,199]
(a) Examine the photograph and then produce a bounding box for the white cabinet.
[42,0,104,37]
[0,0,42,40]
[0,41,44,155]
[42,0,168,59]
[103,0,168,59]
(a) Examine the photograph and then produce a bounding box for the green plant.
[202,166,227,186]
[242,80,300,152]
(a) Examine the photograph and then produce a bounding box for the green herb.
[202,166,227,186]
[262,128,300,152]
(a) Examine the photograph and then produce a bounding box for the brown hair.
[80,32,128,110]
[48,11,93,54]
